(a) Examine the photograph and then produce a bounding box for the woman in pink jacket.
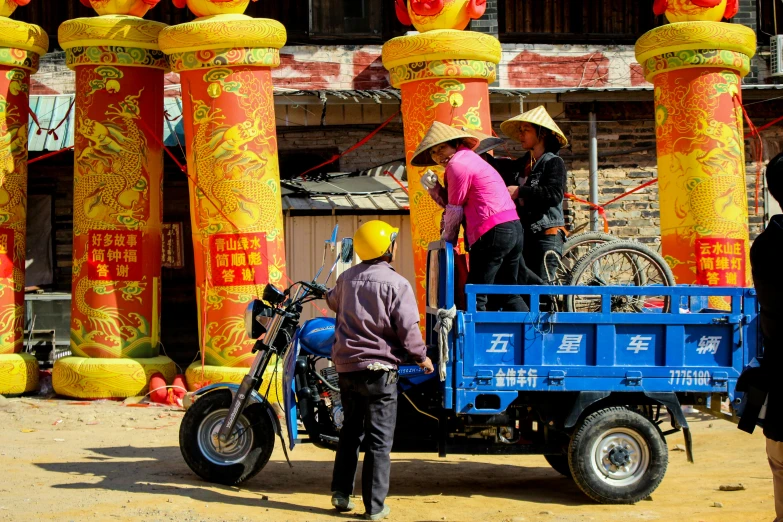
[412,122,527,312]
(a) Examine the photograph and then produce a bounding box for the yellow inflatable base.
[185,361,285,405]
[0,353,39,396]
[53,356,176,399]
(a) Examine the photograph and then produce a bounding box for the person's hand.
[507,185,519,199]
[309,283,328,298]
[420,170,438,190]
[418,357,434,374]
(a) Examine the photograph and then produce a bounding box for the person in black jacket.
[750,151,783,522]
[483,106,568,284]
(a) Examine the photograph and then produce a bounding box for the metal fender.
[564,391,611,429]
[643,392,693,464]
[564,391,693,463]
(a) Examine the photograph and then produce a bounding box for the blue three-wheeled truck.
[178,230,761,504]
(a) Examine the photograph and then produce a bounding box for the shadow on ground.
[35,445,586,515]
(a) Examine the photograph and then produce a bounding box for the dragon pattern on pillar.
[636,0,755,306]
[52,0,176,398]
[159,0,288,392]
[0,0,47,395]
[383,0,500,327]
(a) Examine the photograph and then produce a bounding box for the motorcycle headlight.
[244,299,273,339]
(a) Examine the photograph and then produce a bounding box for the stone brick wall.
[276,100,783,246]
[30,39,778,97]
[499,45,642,88]
[470,0,499,36]
[277,126,405,176]
[557,102,782,245]
[32,51,72,95]
[735,0,761,84]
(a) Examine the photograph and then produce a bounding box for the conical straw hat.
[411,121,480,167]
[461,127,505,156]
[500,105,568,147]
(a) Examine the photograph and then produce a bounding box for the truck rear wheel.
[568,407,667,504]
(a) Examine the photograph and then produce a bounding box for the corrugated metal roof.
[28,95,75,151]
[281,171,409,212]
[163,96,185,147]
[26,94,184,152]
[28,83,783,151]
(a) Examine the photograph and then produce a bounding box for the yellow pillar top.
[635,22,756,82]
[382,29,501,88]
[636,22,756,64]
[0,18,48,56]
[383,29,501,70]
[158,14,286,56]
[0,3,49,72]
[59,15,167,51]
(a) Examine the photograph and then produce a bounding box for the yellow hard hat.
[353,220,399,261]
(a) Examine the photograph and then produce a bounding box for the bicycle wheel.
[565,241,676,313]
[555,232,620,284]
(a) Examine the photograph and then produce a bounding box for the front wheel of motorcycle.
[179,390,275,485]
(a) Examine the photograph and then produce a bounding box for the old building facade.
[14,0,783,363]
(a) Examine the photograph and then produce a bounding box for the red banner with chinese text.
[0,229,15,279]
[87,231,143,281]
[695,238,746,287]
[209,232,269,287]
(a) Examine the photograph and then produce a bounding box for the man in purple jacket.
[326,220,434,521]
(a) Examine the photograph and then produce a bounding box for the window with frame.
[500,0,663,44]
[310,0,383,38]
[758,0,783,44]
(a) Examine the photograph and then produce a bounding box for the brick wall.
[277,126,405,176]
[30,103,782,280]
[560,101,782,245]
[30,39,778,97]
[735,0,761,84]
[470,0,499,37]
[277,100,782,246]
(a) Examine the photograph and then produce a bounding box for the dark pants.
[524,229,565,283]
[331,370,398,515]
[468,220,528,312]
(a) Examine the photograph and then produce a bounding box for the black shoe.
[331,492,355,512]
[364,504,391,520]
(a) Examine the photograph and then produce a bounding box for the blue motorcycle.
[179,226,433,485]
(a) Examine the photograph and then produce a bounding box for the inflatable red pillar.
[0,1,48,395]
[159,0,288,391]
[383,1,500,326]
[636,1,756,307]
[53,0,175,398]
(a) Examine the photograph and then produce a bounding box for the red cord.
[28,99,75,141]
[733,94,764,215]
[565,177,660,233]
[28,145,74,165]
[564,193,610,232]
[296,110,400,180]
[383,169,410,196]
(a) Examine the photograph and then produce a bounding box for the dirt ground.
[0,395,776,522]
